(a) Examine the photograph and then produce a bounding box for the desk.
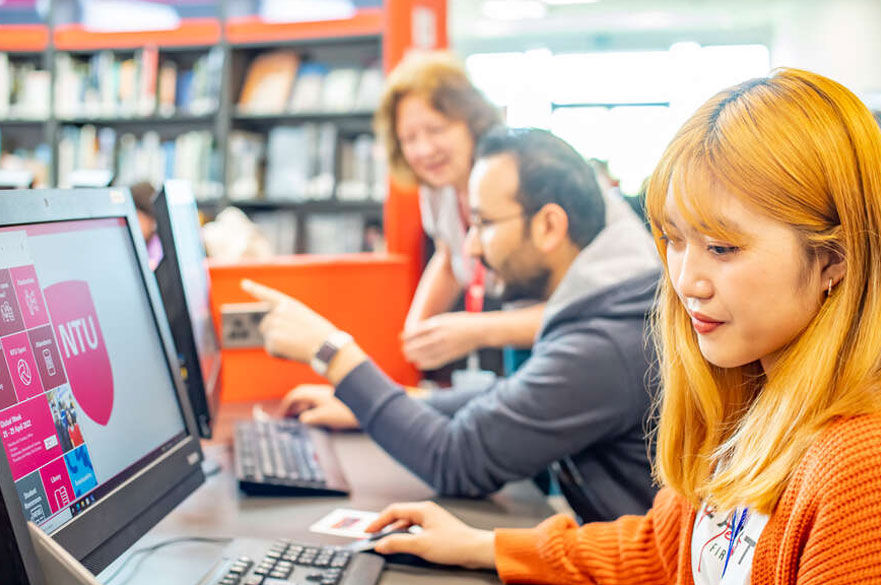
[99,402,554,585]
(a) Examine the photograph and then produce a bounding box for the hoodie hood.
[541,190,660,333]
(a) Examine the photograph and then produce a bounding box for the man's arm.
[470,303,545,349]
[422,386,492,417]
[401,301,546,370]
[335,323,645,497]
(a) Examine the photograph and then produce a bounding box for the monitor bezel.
[0,188,205,582]
[152,180,222,439]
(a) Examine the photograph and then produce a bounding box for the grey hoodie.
[334,192,662,521]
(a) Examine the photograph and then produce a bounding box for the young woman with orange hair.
[363,68,881,584]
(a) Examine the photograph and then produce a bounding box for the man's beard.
[480,254,550,303]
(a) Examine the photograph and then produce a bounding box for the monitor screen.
[153,180,222,438]
[0,189,204,581]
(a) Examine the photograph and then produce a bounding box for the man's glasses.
[468,211,526,234]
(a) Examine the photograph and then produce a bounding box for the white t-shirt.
[418,184,475,288]
[691,503,769,585]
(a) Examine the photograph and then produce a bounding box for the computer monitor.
[0,188,205,584]
[152,180,222,439]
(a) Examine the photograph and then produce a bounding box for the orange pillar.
[382,0,449,295]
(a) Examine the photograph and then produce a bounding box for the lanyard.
[721,507,750,578]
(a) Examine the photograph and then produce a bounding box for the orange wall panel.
[53,19,221,50]
[209,254,419,402]
[226,9,383,44]
[0,24,48,52]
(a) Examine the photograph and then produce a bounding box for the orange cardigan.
[495,414,881,584]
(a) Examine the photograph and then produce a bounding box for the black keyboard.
[233,419,350,496]
[200,538,383,585]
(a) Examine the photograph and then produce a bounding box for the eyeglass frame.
[467,209,535,241]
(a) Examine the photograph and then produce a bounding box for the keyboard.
[233,418,350,496]
[199,538,383,585]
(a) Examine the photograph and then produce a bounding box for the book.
[0,55,51,120]
[138,46,159,117]
[157,61,177,117]
[305,213,364,254]
[0,53,9,119]
[237,50,299,115]
[265,125,310,200]
[320,67,360,112]
[287,63,327,113]
[227,131,265,201]
[355,67,383,111]
[249,209,297,255]
[187,47,223,116]
[57,125,116,187]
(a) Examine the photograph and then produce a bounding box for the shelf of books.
[0,0,444,262]
[0,1,49,186]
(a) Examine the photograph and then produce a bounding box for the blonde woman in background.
[363,68,881,584]
[374,51,546,371]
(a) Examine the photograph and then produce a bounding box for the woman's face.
[396,94,474,192]
[662,185,829,372]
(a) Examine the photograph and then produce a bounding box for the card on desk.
[309,508,379,539]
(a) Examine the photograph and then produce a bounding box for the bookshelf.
[0,0,440,266]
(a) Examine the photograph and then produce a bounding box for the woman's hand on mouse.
[365,501,495,570]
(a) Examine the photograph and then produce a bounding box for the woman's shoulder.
[794,413,881,498]
[815,413,881,457]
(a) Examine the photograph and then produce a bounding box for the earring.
[827,278,833,298]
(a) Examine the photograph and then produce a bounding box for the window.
[466,43,770,193]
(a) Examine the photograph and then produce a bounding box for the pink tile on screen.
[27,326,67,391]
[0,354,15,410]
[0,269,26,337]
[0,396,63,481]
[39,456,75,513]
[43,281,114,426]
[10,265,50,329]
[2,332,44,400]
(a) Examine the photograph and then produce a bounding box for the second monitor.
[152,180,222,439]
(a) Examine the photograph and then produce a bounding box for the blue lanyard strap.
[721,507,750,578]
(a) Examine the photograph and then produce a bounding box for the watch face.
[315,342,338,365]
[311,332,352,376]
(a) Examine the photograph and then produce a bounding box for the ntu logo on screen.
[57,316,100,358]
[44,280,114,426]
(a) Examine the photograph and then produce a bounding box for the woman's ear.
[530,203,570,253]
[819,247,846,293]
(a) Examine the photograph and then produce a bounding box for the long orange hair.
[645,68,881,513]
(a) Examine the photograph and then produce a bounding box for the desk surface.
[99,401,554,585]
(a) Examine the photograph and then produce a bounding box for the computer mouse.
[369,550,442,569]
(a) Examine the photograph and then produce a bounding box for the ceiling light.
[482,0,547,21]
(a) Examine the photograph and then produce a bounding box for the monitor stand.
[27,522,101,585]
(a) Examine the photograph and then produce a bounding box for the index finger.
[241,279,290,307]
[365,502,431,533]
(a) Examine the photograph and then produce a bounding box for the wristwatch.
[310,330,354,376]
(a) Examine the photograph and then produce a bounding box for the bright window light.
[467,44,771,194]
[481,0,547,21]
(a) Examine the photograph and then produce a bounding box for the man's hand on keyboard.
[280,384,360,430]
